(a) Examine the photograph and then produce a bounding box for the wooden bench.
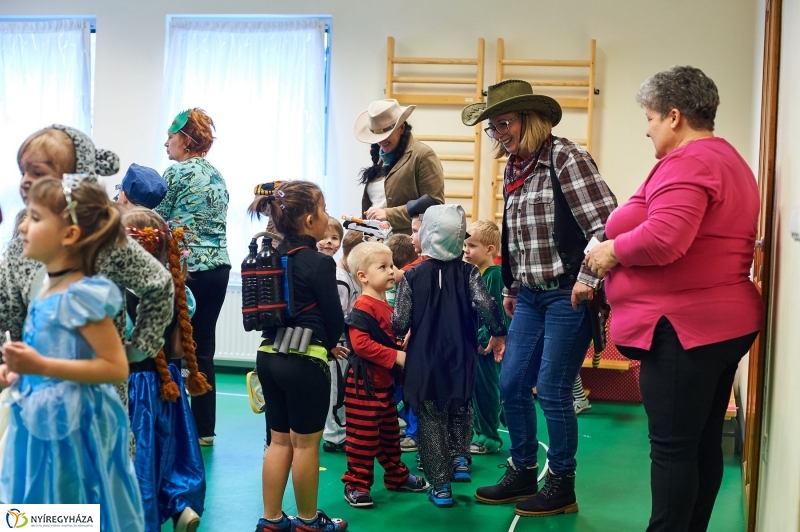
[725,391,737,420]
[581,358,631,372]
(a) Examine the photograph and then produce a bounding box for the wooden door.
[743,0,781,529]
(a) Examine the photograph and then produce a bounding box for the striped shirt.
[503,137,617,296]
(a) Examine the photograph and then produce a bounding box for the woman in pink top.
[585,66,764,532]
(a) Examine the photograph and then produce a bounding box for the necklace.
[40,268,78,299]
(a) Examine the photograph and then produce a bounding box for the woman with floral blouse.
[156,108,230,446]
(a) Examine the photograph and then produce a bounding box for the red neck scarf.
[504,138,550,195]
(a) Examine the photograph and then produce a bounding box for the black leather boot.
[474,457,539,504]
[515,468,578,517]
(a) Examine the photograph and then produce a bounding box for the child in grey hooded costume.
[391,204,507,507]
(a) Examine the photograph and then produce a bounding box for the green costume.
[472,264,510,451]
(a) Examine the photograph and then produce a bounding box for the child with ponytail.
[249,181,347,532]
[122,207,210,532]
[0,176,143,530]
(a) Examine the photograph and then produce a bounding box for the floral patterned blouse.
[156,157,231,271]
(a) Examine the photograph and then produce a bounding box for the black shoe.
[323,441,346,453]
[474,457,539,504]
[515,468,578,517]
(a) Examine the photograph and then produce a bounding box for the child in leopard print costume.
[0,125,174,459]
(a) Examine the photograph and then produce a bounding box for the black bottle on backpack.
[256,237,286,329]
[241,238,260,331]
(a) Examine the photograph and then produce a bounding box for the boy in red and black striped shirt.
[341,242,428,508]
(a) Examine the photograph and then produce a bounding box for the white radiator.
[213,284,263,368]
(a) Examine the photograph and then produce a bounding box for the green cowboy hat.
[462,79,562,127]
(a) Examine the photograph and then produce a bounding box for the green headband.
[168,109,191,135]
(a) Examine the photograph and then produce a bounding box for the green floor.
[165,371,745,532]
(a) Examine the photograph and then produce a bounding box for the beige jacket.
[361,135,445,234]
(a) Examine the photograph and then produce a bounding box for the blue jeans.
[500,285,592,475]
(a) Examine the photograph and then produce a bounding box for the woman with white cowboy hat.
[354,99,445,235]
[465,80,617,518]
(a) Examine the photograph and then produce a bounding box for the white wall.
[738,0,768,427]
[0,0,757,221]
[755,0,800,529]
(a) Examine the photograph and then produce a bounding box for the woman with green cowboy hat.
[465,80,617,518]
[155,108,231,447]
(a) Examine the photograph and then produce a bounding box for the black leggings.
[257,350,330,435]
[619,318,758,532]
[185,265,230,438]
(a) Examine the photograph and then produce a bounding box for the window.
[0,17,94,247]
[160,16,331,278]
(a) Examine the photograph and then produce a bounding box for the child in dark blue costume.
[392,204,507,508]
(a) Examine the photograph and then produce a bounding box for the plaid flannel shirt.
[502,137,617,296]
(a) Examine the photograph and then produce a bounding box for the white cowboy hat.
[354,99,416,144]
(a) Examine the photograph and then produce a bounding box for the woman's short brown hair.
[183,108,216,156]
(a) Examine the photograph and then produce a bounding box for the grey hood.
[420,204,466,261]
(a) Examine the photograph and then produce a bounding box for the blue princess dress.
[0,276,144,531]
[126,289,206,531]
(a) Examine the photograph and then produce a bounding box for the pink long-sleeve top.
[605,137,764,350]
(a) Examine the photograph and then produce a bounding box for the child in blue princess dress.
[0,176,143,531]
[122,207,211,532]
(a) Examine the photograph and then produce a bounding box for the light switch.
[791,205,800,242]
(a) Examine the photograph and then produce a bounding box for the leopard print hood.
[51,124,120,177]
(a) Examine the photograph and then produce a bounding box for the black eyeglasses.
[484,118,518,139]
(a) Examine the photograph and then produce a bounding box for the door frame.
[743,0,781,529]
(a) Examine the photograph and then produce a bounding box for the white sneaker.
[175,507,200,532]
[574,397,592,415]
[400,436,418,452]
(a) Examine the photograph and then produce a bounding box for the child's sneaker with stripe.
[344,487,374,508]
[429,483,454,508]
[451,456,472,482]
[292,510,347,532]
[394,474,429,492]
[255,513,295,532]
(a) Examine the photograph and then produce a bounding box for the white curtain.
[161,19,327,277]
[0,19,92,248]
